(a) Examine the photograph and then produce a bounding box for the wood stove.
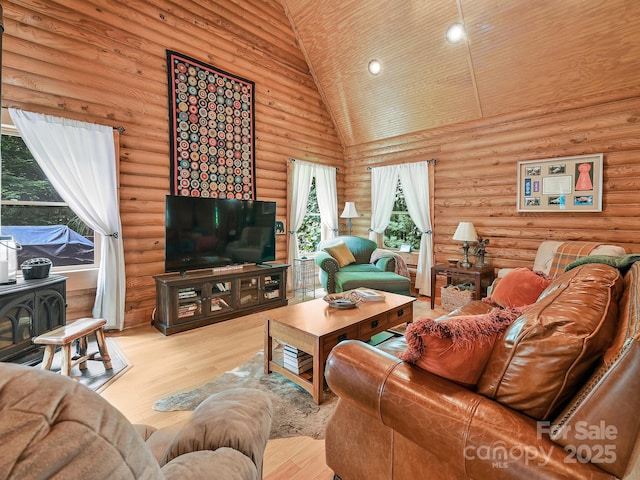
[0,276,66,365]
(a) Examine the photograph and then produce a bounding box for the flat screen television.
[165,195,276,273]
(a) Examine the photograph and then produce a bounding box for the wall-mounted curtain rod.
[289,157,340,171]
[113,126,126,134]
[366,158,436,171]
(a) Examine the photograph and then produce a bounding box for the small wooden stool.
[33,318,112,377]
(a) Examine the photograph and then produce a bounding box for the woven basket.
[440,284,475,311]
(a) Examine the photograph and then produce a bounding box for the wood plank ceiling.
[281,0,640,148]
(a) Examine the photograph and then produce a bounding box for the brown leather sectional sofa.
[325,260,640,479]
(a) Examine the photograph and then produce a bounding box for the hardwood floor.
[101,293,436,479]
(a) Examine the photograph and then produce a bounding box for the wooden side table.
[430,264,495,309]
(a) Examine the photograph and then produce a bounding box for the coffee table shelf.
[269,358,314,392]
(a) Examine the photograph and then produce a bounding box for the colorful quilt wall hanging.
[166,50,256,199]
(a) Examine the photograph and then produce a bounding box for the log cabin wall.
[345,86,640,270]
[1,0,344,328]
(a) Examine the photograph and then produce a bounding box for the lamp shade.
[340,202,359,219]
[453,222,477,242]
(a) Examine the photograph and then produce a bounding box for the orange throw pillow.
[489,268,551,308]
[324,241,356,267]
[398,307,528,387]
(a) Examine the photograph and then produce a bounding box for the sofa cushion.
[339,263,383,273]
[160,388,272,471]
[488,267,551,308]
[336,271,411,295]
[324,240,356,267]
[398,307,527,387]
[477,263,624,420]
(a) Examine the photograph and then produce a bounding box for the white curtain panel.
[288,160,314,288]
[369,164,399,245]
[313,164,339,241]
[398,161,433,295]
[9,109,126,330]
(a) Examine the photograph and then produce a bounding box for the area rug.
[153,351,337,439]
[35,337,130,393]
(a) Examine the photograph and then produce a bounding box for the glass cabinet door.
[176,286,203,321]
[238,276,259,306]
[262,273,283,301]
[210,281,232,314]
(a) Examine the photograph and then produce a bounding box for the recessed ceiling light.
[368,59,382,75]
[446,22,466,44]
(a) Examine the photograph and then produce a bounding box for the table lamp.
[340,202,359,235]
[452,222,477,269]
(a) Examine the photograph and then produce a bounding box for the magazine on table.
[354,288,385,302]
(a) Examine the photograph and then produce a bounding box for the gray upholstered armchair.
[0,362,272,480]
[315,236,411,295]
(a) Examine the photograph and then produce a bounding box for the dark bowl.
[323,292,360,309]
[21,258,52,280]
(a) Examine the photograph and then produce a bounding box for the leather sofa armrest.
[326,340,481,457]
[326,340,403,420]
[326,341,609,479]
[374,256,396,272]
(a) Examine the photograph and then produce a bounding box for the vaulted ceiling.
[281,0,640,148]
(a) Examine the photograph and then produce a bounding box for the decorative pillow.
[477,263,624,420]
[488,267,551,308]
[324,241,356,267]
[398,306,528,387]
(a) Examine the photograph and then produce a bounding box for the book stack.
[264,288,280,299]
[178,288,198,299]
[283,345,313,374]
[178,302,199,318]
[354,288,385,302]
[210,297,229,311]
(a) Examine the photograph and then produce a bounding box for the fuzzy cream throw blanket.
[371,248,411,278]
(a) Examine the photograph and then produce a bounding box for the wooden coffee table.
[263,290,415,404]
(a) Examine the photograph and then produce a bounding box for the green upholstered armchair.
[315,236,398,294]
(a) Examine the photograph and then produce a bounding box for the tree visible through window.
[297,177,321,254]
[0,132,95,267]
[384,180,421,250]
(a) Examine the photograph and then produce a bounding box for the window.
[1,128,96,270]
[384,180,421,250]
[297,177,321,254]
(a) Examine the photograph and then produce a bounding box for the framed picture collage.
[517,154,603,212]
